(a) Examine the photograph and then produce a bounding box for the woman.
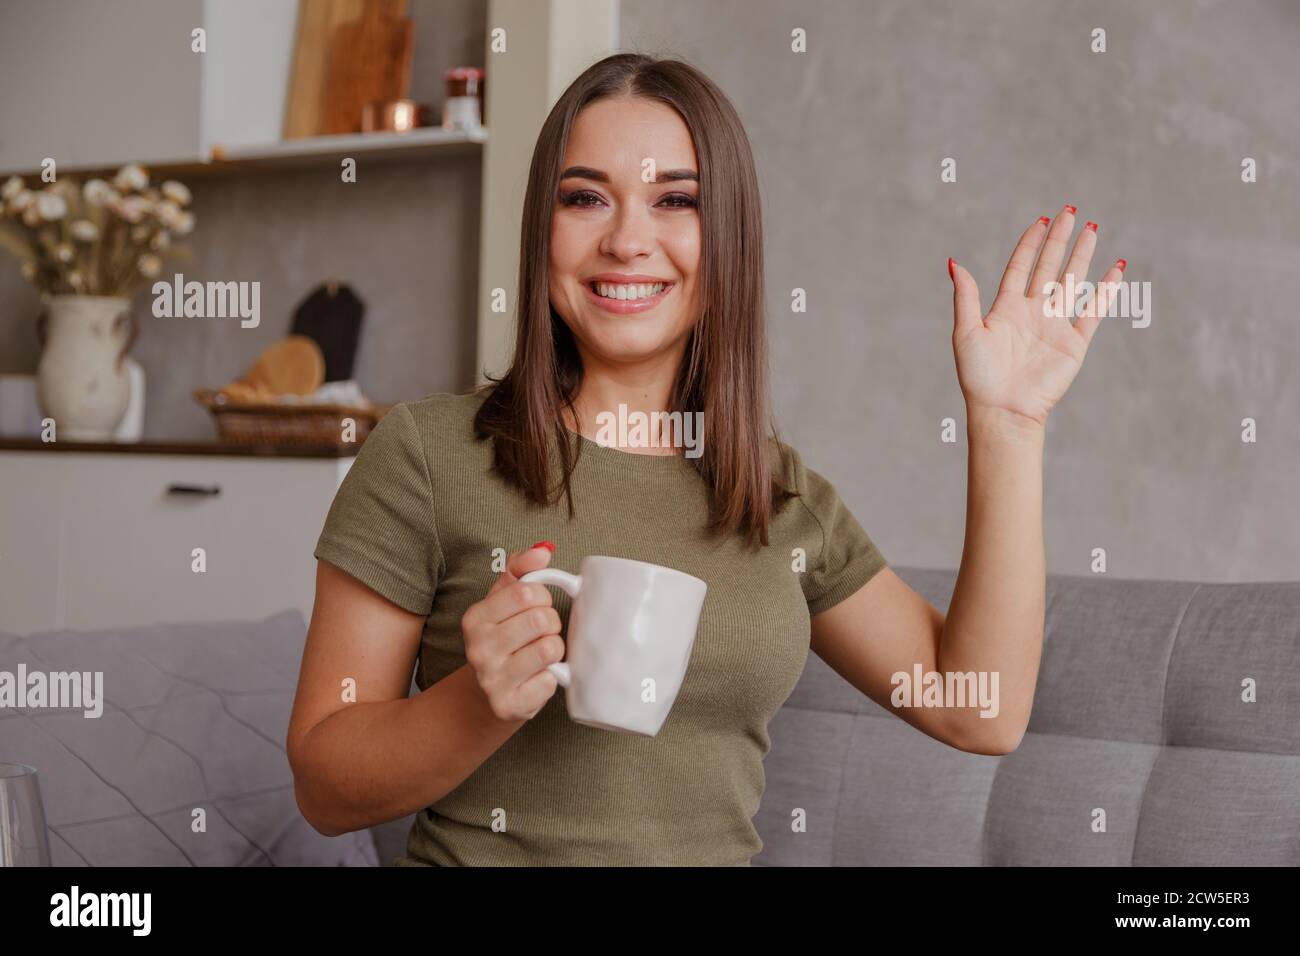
[287,53,1121,866]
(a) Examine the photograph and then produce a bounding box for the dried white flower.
[130,224,150,242]
[150,230,171,251]
[112,195,150,223]
[161,180,192,205]
[137,253,162,277]
[174,210,195,235]
[1,176,24,201]
[68,270,84,290]
[22,205,41,227]
[36,193,67,220]
[113,163,149,192]
[55,242,75,263]
[6,189,34,214]
[83,179,117,206]
[157,198,183,229]
[70,219,99,241]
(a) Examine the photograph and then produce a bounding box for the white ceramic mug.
[520,555,707,736]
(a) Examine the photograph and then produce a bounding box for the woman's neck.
[566,359,685,457]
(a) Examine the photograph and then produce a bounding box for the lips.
[591,280,667,301]
[582,276,676,314]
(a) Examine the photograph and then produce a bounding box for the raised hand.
[948,205,1124,430]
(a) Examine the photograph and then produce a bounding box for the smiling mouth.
[587,280,672,301]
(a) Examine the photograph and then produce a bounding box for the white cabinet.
[0,0,299,176]
[0,448,350,635]
[0,456,62,628]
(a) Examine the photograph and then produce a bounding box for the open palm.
[949,206,1124,428]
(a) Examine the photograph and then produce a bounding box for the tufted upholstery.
[1,611,379,866]
[751,566,1300,866]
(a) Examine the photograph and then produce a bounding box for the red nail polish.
[1085,221,1098,233]
[947,257,955,280]
[531,540,556,553]
[1115,259,1127,272]
[1064,204,1077,214]
[1037,216,1050,225]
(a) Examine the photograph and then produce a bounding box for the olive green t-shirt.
[312,390,886,865]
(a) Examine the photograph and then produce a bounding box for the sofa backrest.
[753,566,1300,866]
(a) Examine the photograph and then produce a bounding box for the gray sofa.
[6,565,1297,865]
[752,566,1300,866]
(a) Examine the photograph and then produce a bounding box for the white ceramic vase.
[36,295,137,441]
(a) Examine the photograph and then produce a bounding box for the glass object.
[0,763,52,866]
[442,67,485,130]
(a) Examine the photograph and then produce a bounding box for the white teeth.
[594,281,666,300]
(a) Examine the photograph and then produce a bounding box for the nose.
[598,202,654,261]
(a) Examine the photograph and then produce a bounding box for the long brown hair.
[474,53,794,547]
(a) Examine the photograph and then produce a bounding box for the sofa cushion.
[756,566,1300,866]
[0,610,378,866]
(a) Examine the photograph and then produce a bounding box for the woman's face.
[548,95,702,367]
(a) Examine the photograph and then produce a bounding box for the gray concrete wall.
[621,0,1300,583]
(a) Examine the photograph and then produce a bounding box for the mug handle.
[518,569,582,688]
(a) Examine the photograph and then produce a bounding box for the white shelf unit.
[211,126,489,171]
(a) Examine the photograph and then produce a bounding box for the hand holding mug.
[460,543,565,722]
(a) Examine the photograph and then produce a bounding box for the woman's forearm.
[939,406,1047,752]
[291,664,524,836]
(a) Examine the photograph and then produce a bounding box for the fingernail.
[1115,258,1127,272]
[1037,215,1050,225]
[1064,204,1077,214]
[1085,221,1098,233]
[531,540,556,552]
[947,257,956,280]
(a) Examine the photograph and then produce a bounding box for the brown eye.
[656,193,697,208]
[559,190,603,207]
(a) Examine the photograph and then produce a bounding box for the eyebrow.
[560,165,699,184]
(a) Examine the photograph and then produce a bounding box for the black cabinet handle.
[166,483,221,496]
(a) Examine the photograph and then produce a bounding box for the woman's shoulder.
[358,390,492,478]
[765,434,812,497]
[403,390,488,418]
[394,389,492,447]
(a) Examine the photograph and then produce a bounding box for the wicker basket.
[193,387,391,449]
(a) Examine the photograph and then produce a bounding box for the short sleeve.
[313,402,443,616]
[786,446,888,616]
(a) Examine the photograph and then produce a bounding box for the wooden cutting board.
[283,0,410,138]
[283,0,366,139]
[319,0,414,135]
